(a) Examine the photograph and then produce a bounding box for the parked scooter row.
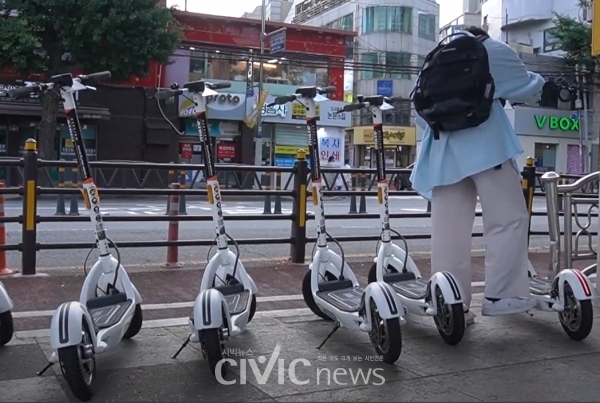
[3,76,597,402]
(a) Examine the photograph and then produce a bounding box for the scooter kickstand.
[525,310,534,317]
[36,362,54,376]
[172,334,191,359]
[317,323,340,350]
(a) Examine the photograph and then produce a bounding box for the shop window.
[534,143,557,172]
[543,28,561,53]
[287,65,328,87]
[418,13,436,41]
[362,6,412,35]
[361,52,411,80]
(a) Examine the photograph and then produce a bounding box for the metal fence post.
[521,156,536,246]
[274,171,282,214]
[179,166,188,215]
[358,172,367,214]
[55,162,66,215]
[262,173,272,214]
[290,150,308,263]
[22,138,38,275]
[165,162,175,215]
[349,174,357,214]
[69,167,80,215]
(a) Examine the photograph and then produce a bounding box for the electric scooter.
[0,280,13,346]
[267,86,404,364]
[156,81,258,377]
[10,72,144,402]
[341,95,466,345]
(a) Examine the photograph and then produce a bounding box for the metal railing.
[0,138,598,276]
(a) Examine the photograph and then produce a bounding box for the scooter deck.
[529,277,552,295]
[214,284,251,315]
[384,272,428,299]
[316,279,363,312]
[86,292,133,331]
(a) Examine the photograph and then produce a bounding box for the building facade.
[285,0,438,167]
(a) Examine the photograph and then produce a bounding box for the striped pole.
[0,183,12,275]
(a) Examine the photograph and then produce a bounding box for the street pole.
[582,67,590,172]
[575,64,584,173]
[254,0,266,167]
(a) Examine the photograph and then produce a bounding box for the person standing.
[410,27,545,325]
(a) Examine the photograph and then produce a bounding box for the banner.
[244,89,269,129]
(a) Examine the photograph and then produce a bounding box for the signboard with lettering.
[262,103,287,118]
[179,93,247,120]
[260,97,352,127]
[217,142,237,160]
[270,30,286,54]
[376,80,393,97]
[319,136,342,163]
[353,126,416,146]
[534,114,579,132]
[180,142,193,159]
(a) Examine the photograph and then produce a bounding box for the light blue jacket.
[410,34,546,200]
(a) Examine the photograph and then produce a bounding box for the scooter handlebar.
[341,103,365,112]
[384,96,403,103]
[207,82,231,90]
[79,71,112,82]
[272,95,297,105]
[7,85,43,99]
[318,86,337,95]
[154,88,182,100]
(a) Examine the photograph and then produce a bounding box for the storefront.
[178,92,246,166]
[510,106,593,174]
[260,94,352,167]
[352,125,417,168]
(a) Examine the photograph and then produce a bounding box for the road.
[1,195,589,271]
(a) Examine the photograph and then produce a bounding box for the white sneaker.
[464,309,476,326]
[481,297,535,316]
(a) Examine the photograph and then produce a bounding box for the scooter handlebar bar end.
[385,96,403,103]
[81,71,112,82]
[154,89,182,100]
[342,103,365,112]
[208,82,231,90]
[273,95,296,105]
[7,85,41,99]
[318,86,337,94]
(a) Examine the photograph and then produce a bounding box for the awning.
[0,102,111,120]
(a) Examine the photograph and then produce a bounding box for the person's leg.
[472,161,533,316]
[431,178,477,324]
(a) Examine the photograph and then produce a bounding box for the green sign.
[534,114,579,131]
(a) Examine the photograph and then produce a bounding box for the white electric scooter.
[156,81,258,377]
[10,72,144,402]
[524,171,595,340]
[0,281,13,346]
[268,86,404,364]
[342,95,466,345]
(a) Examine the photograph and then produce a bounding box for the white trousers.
[430,161,530,308]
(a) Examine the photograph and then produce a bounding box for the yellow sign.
[244,90,270,128]
[275,145,305,155]
[353,126,416,146]
[593,0,600,56]
[291,101,320,120]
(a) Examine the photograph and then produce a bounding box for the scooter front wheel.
[559,283,593,341]
[368,298,402,364]
[58,320,96,402]
[301,270,334,321]
[0,310,14,346]
[432,285,465,346]
[200,328,228,378]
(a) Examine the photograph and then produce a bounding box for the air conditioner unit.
[581,4,593,22]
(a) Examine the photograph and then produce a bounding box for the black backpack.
[411,33,495,140]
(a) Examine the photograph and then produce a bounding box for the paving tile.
[432,359,600,402]
[0,376,67,402]
[0,344,51,381]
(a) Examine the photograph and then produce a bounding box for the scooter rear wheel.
[369,298,402,364]
[559,283,593,341]
[301,270,334,321]
[0,310,14,346]
[200,328,228,379]
[432,285,465,346]
[58,320,96,402]
[123,304,143,339]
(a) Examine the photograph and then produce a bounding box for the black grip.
[318,86,337,94]
[208,82,231,90]
[342,103,365,112]
[273,95,296,105]
[8,85,41,99]
[82,71,111,81]
[385,96,403,103]
[155,89,181,100]
[266,102,276,107]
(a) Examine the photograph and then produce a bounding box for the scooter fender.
[193,289,231,331]
[554,269,596,301]
[429,271,463,310]
[363,282,402,321]
[50,301,97,350]
[0,282,13,313]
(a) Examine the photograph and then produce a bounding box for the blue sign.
[376,80,393,97]
[570,112,579,120]
[270,31,286,54]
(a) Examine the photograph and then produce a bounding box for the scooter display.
[267,86,404,364]
[10,72,144,401]
[0,280,13,346]
[341,95,466,345]
[156,81,258,377]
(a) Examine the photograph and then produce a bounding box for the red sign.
[180,142,193,159]
[217,143,237,160]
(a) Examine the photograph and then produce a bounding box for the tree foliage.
[0,0,183,158]
[552,0,593,69]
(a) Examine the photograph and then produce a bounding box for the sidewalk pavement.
[2,294,600,402]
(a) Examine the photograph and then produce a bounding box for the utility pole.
[253,0,286,166]
[575,64,586,173]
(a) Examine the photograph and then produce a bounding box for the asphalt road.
[1,195,590,271]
